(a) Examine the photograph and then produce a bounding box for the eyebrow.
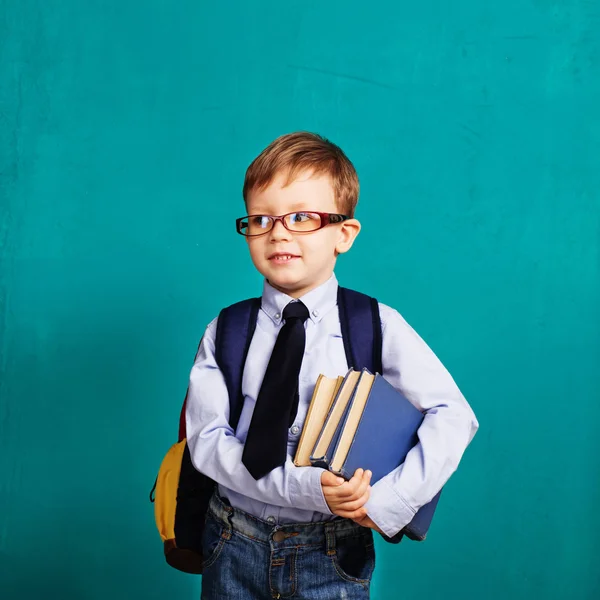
[248,203,315,215]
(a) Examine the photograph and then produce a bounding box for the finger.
[327,481,358,500]
[334,480,369,505]
[352,475,371,502]
[324,468,372,500]
[334,471,371,502]
[331,489,371,515]
[334,469,364,498]
[348,468,371,493]
[333,505,368,521]
[350,468,364,485]
[321,470,345,487]
[334,488,371,512]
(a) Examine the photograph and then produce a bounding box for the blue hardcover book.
[328,369,442,541]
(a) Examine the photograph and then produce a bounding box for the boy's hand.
[352,514,384,535]
[321,468,372,520]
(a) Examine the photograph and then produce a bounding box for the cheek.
[247,239,265,263]
[300,231,338,260]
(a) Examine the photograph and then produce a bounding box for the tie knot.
[283,301,309,322]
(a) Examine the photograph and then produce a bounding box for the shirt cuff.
[290,466,333,516]
[365,479,416,538]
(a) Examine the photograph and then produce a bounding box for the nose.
[268,218,292,242]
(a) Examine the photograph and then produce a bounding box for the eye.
[290,212,316,223]
[251,216,270,228]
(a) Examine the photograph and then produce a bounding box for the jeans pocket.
[201,513,227,570]
[330,533,375,584]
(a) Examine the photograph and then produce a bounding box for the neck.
[268,272,334,299]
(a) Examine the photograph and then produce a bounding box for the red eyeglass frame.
[236,212,351,237]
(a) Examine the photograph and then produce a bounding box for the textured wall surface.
[1,1,598,599]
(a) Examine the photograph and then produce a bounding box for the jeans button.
[273,531,287,542]
[267,516,276,524]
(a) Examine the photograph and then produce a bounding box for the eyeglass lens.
[240,212,323,235]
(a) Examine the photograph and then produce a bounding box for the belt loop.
[213,490,234,538]
[324,522,336,556]
[223,503,234,538]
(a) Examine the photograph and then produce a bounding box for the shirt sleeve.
[365,304,479,538]
[184,318,331,515]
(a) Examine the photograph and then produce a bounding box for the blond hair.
[243,132,360,217]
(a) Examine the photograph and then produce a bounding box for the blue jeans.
[201,492,375,599]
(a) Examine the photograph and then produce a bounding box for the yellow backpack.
[149,297,261,573]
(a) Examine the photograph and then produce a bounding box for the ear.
[335,218,361,254]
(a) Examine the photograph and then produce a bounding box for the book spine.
[327,371,366,466]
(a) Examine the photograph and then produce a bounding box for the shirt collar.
[261,274,339,326]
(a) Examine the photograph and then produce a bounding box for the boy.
[186,132,479,599]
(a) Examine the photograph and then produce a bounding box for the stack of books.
[293,368,442,540]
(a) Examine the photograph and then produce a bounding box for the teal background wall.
[1,1,599,598]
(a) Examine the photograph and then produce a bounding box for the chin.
[267,276,305,294]
[261,269,302,292]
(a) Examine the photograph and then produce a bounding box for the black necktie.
[242,300,310,479]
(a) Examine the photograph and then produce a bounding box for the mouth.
[268,253,300,264]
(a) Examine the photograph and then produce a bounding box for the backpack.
[150,287,398,574]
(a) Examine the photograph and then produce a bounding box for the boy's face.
[244,170,361,298]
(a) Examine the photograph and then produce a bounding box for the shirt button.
[312,309,319,317]
[267,516,276,524]
[274,313,281,320]
[291,425,300,435]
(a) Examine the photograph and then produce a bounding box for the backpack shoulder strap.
[337,286,383,374]
[214,297,262,431]
[177,297,261,441]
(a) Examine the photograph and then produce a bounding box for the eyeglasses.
[236,211,350,237]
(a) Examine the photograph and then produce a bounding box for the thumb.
[321,470,345,486]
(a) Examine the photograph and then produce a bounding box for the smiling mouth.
[269,254,300,263]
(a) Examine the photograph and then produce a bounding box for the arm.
[185,318,331,514]
[364,305,479,538]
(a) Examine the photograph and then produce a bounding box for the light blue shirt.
[186,274,479,537]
